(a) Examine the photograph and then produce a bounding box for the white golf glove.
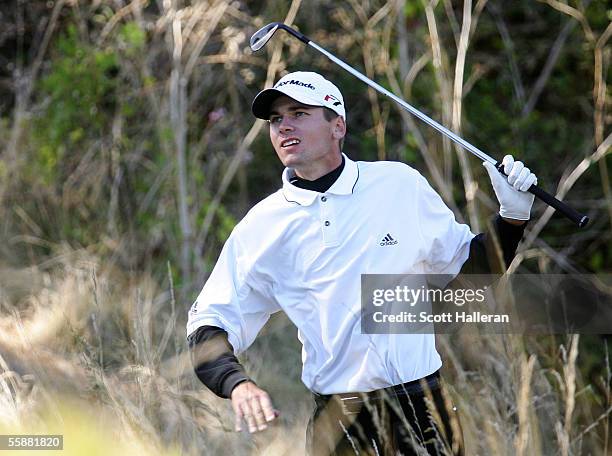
[483,155,537,221]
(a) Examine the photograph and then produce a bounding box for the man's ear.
[332,116,346,140]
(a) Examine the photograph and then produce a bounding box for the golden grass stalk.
[514,353,536,456]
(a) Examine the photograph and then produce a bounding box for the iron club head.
[250,22,281,51]
[250,22,310,51]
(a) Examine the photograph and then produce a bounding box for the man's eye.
[269,116,282,124]
[294,111,306,117]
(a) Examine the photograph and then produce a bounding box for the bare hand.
[230,381,278,433]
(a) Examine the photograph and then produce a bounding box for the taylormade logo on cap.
[252,71,346,120]
[275,80,316,90]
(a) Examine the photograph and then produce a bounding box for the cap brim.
[251,89,285,120]
[252,86,328,120]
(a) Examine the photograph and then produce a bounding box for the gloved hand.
[483,155,537,221]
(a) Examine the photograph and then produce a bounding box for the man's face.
[268,95,345,178]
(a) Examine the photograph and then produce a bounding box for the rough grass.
[0,250,609,455]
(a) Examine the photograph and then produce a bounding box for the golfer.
[187,71,536,455]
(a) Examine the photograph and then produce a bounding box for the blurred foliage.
[35,25,118,183]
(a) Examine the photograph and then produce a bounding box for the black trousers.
[306,373,463,456]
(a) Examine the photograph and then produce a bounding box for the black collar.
[289,156,345,193]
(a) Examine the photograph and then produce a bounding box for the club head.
[250,22,281,51]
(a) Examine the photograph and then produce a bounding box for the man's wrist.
[223,372,253,399]
[230,379,254,397]
[500,216,527,226]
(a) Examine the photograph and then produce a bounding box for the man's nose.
[279,117,294,132]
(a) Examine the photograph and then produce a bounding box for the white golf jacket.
[187,154,475,394]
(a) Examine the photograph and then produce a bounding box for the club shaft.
[308,42,496,165]
[307,40,589,227]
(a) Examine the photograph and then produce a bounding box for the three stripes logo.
[379,233,398,246]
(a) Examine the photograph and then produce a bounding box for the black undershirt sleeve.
[460,214,527,274]
[187,325,251,398]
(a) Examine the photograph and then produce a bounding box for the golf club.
[250,22,589,228]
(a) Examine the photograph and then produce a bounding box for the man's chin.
[280,154,305,169]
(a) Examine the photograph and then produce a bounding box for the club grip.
[528,184,589,227]
[495,163,589,228]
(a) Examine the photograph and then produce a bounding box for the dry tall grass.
[0,249,609,455]
[0,249,309,455]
